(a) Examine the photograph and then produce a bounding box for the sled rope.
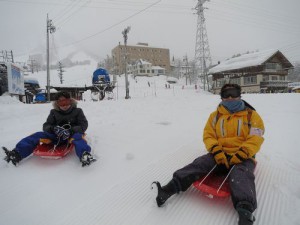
[216,165,235,193]
[53,124,71,151]
[197,164,217,187]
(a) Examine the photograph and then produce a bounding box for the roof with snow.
[152,66,165,70]
[209,49,293,74]
[24,77,39,85]
[136,59,151,65]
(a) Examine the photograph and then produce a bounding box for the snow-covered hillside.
[1,64,300,225]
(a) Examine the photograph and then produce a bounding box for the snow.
[209,49,278,74]
[1,61,300,225]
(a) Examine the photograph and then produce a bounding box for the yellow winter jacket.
[203,103,265,158]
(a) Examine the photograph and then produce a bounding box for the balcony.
[260,80,289,88]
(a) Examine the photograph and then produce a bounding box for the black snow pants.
[172,153,257,211]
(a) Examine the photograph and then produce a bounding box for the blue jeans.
[15,131,91,160]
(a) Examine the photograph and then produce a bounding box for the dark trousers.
[173,153,257,211]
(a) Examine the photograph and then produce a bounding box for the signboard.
[288,82,300,88]
[6,63,24,95]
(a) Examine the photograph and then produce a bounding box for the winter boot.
[152,180,177,207]
[236,203,256,225]
[80,151,96,167]
[2,147,22,166]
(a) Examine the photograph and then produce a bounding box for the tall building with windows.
[111,42,170,75]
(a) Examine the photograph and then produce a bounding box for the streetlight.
[46,14,56,102]
[122,26,130,99]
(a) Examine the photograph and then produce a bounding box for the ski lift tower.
[194,0,212,91]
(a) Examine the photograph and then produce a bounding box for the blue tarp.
[35,92,46,102]
[92,68,110,84]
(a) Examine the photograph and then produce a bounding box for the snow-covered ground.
[1,63,300,225]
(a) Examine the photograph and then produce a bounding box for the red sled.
[33,143,74,159]
[193,165,233,198]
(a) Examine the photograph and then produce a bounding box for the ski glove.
[210,145,229,169]
[229,148,248,165]
[54,126,64,137]
[61,129,71,141]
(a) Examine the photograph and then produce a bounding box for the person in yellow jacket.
[153,84,264,225]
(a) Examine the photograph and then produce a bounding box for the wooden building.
[209,50,294,93]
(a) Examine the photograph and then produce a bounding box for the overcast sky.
[0,0,300,65]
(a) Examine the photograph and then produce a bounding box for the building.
[111,42,170,75]
[127,59,166,77]
[209,50,294,93]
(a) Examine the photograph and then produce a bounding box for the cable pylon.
[194,0,212,90]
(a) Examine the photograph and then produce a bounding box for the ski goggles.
[220,88,241,98]
[57,98,71,107]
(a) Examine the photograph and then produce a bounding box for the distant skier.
[153,84,265,225]
[2,91,96,167]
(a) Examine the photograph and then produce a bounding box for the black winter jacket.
[43,99,88,134]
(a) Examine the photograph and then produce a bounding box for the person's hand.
[61,129,71,140]
[54,126,64,137]
[229,148,248,165]
[211,145,229,169]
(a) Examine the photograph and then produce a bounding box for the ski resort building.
[111,42,170,75]
[127,59,166,77]
[209,50,294,93]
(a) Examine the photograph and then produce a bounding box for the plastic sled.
[33,143,74,159]
[193,172,231,198]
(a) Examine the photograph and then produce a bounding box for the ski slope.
[1,64,300,225]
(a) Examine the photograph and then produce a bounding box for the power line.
[52,0,83,22]
[54,0,162,49]
[55,0,91,27]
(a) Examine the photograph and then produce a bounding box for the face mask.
[221,99,245,113]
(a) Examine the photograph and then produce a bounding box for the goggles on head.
[57,98,71,107]
[221,88,241,99]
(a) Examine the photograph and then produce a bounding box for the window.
[265,63,282,72]
[217,79,225,87]
[263,75,269,81]
[244,76,257,85]
[229,78,241,85]
[271,76,278,80]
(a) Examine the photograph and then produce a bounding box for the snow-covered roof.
[24,77,39,84]
[152,66,165,70]
[292,86,300,90]
[209,49,281,74]
[137,59,151,65]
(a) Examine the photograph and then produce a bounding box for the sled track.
[52,142,298,225]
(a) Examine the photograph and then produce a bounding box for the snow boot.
[80,151,96,167]
[237,208,255,225]
[2,147,21,166]
[152,180,177,207]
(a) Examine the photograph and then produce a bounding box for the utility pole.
[183,55,191,85]
[28,57,36,73]
[46,14,56,101]
[57,61,65,84]
[122,26,131,99]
